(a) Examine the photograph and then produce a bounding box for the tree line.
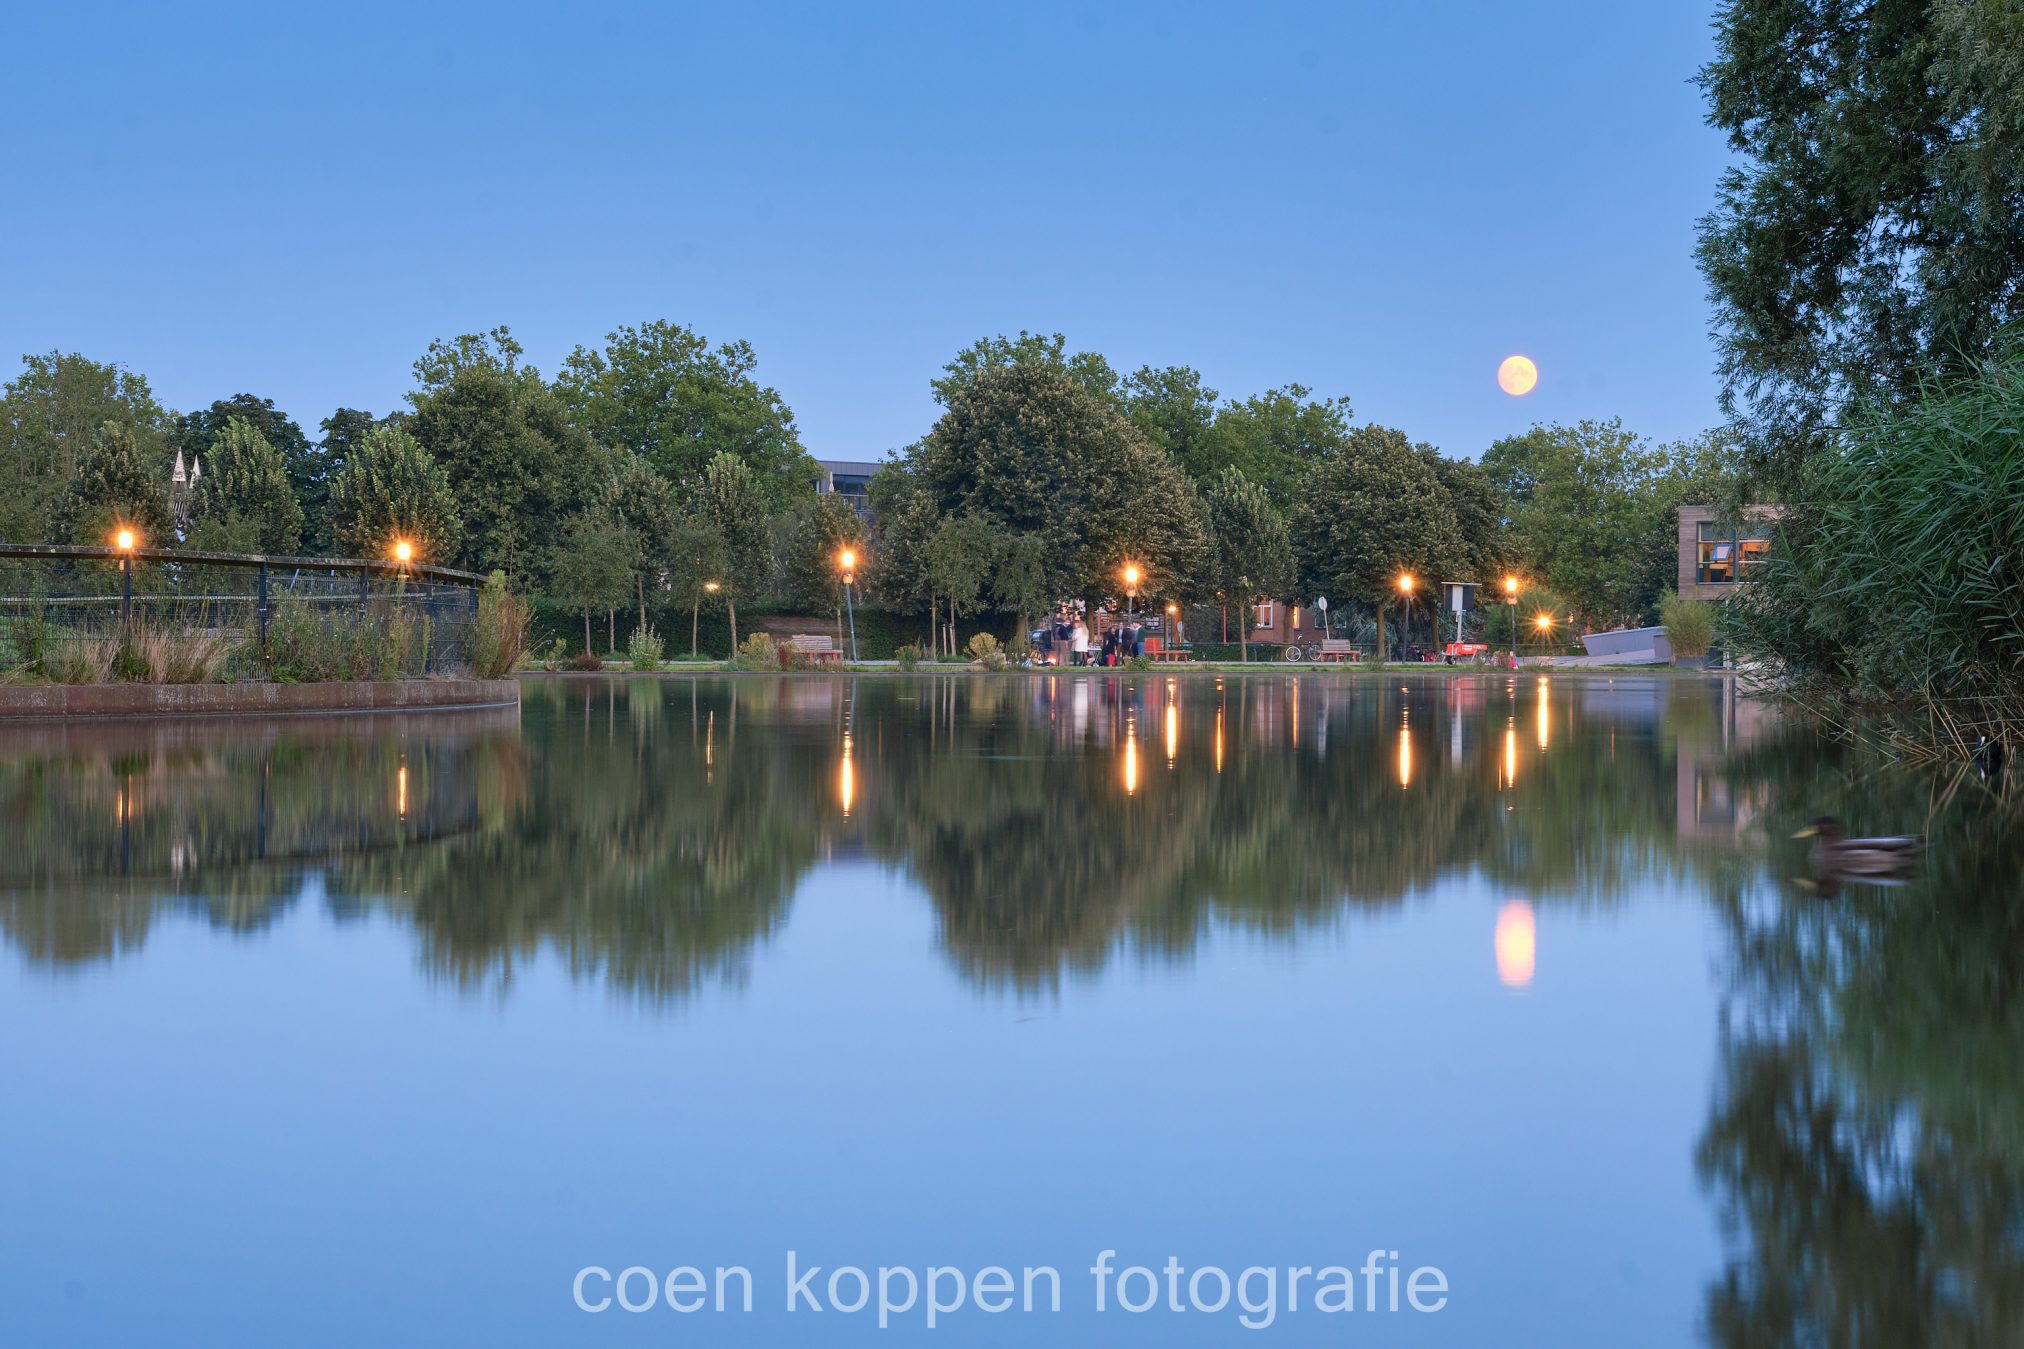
[1,323,1744,655]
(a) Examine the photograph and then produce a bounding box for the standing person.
[1130,620,1145,659]
[1071,617,1090,667]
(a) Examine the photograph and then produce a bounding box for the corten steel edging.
[0,679,521,721]
[0,543,487,586]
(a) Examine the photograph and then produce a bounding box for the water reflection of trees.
[1698,737,2024,1346]
[2,673,1772,997]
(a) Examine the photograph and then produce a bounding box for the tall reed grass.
[1725,351,2024,759]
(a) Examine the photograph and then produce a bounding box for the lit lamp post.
[837,548,859,663]
[1503,574,1519,661]
[114,527,138,626]
[694,580,720,659]
[1165,601,1179,651]
[1121,563,1141,622]
[1397,573,1415,663]
[1534,612,1553,657]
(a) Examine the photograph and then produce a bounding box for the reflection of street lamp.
[1397,573,1415,662]
[837,547,858,663]
[114,526,138,624]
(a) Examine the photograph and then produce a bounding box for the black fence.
[0,544,488,674]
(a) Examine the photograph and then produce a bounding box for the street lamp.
[1165,602,1179,652]
[113,526,138,625]
[393,538,413,566]
[837,547,859,663]
[1121,563,1142,620]
[1397,573,1415,662]
[1534,612,1553,656]
[1503,574,1519,659]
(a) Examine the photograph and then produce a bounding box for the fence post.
[358,562,369,613]
[257,561,270,647]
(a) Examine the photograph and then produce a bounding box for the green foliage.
[469,571,529,679]
[1290,425,1464,659]
[697,451,774,646]
[1483,419,1738,627]
[916,362,1212,606]
[0,351,170,544]
[1191,385,1354,506]
[600,452,678,623]
[328,422,462,562]
[728,631,782,671]
[627,623,665,670]
[1697,0,2024,480]
[192,416,304,554]
[264,596,428,682]
[965,631,1002,661]
[550,513,636,653]
[1121,365,1219,470]
[174,395,326,551]
[407,327,608,580]
[556,320,817,509]
[50,423,172,545]
[894,643,923,670]
[1203,466,1294,660]
[780,491,865,614]
[931,331,1122,408]
[1725,352,2024,752]
[1658,591,1718,661]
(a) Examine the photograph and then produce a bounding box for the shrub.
[1658,591,1717,661]
[1126,654,1155,671]
[566,648,604,672]
[894,643,923,671]
[627,624,665,670]
[965,632,1002,661]
[728,632,781,671]
[469,571,530,679]
[265,595,428,682]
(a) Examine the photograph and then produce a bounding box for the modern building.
[814,458,885,515]
[1677,505,1781,600]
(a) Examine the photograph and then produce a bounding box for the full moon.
[1497,354,1538,396]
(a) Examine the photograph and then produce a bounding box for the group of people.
[1033,606,1151,667]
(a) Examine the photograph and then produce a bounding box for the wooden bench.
[785,634,844,665]
[1315,639,1362,662]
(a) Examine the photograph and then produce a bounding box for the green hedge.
[530,598,960,662]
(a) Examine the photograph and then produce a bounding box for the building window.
[1696,517,1773,583]
[1697,521,1735,584]
[1252,601,1275,630]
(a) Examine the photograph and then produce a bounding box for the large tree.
[555,320,816,509]
[779,491,866,622]
[694,450,773,650]
[172,395,324,549]
[551,513,636,657]
[1697,0,2024,480]
[314,408,390,552]
[0,352,170,544]
[1204,466,1295,662]
[50,424,173,546]
[916,362,1211,609]
[1291,425,1464,661]
[407,328,607,581]
[930,331,1123,408]
[328,422,462,563]
[1484,419,1736,628]
[190,416,305,554]
[1121,365,1219,472]
[600,452,678,629]
[1193,385,1353,505]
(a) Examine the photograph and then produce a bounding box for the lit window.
[1252,601,1275,630]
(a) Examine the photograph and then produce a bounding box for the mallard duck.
[1793,817,1923,892]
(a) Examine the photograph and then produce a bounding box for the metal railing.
[0,544,488,673]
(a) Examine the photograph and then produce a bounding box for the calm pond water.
[3,672,2020,1346]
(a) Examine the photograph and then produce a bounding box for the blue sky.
[2,0,1730,461]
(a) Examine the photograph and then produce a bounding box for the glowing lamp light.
[1504,575,1519,597]
[1397,573,1414,594]
[393,539,413,564]
[114,528,136,552]
[1495,900,1537,987]
[1534,614,1553,631]
[704,581,721,593]
[837,548,857,573]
